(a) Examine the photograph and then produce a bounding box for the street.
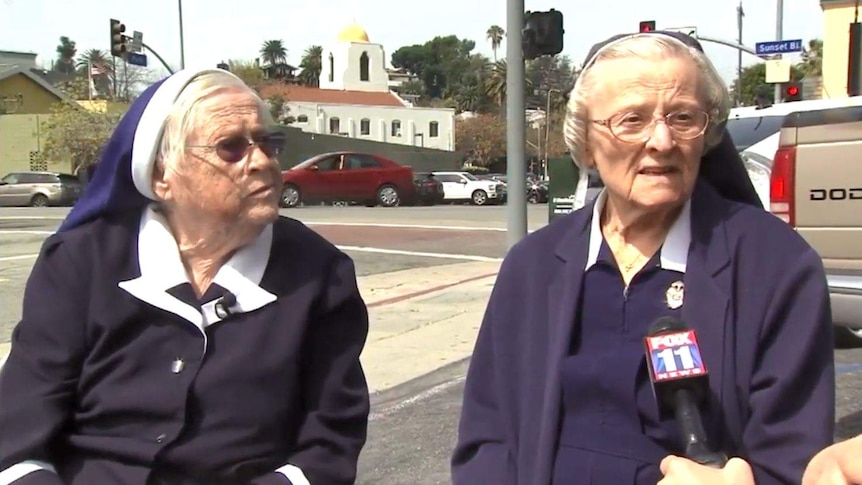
[2,205,862,485]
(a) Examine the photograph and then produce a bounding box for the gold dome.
[337,23,370,43]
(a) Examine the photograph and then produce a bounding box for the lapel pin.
[171,358,185,374]
[666,281,685,310]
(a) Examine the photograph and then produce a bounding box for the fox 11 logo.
[645,330,708,383]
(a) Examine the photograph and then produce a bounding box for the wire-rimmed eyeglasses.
[186,132,287,163]
[591,109,711,143]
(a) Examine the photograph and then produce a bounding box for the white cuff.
[275,463,310,485]
[0,461,57,485]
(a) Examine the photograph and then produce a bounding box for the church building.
[260,24,455,151]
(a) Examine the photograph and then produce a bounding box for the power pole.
[774,0,784,104]
[737,1,744,106]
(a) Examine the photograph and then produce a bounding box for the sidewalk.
[358,260,499,392]
[0,261,500,392]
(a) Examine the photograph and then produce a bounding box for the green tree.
[730,62,805,106]
[526,55,576,111]
[75,49,112,99]
[227,59,265,91]
[800,39,823,78]
[297,45,323,87]
[484,59,533,107]
[266,94,287,122]
[391,35,477,99]
[40,92,123,172]
[454,114,507,165]
[54,36,77,76]
[259,40,287,66]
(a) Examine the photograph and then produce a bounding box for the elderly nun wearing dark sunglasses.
[451,31,833,485]
[0,68,370,485]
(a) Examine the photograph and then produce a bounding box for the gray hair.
[563,34,731,169]
[156,71,274,171]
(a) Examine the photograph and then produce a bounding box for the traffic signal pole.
[506,0,527,248]
[141,42,176,75]
[774,0,784,104]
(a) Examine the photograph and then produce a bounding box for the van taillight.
[770,146,796,226]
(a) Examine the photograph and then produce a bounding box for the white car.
[431,171,506,206]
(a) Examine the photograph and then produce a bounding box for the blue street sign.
[127,52,148,67]
[755,39,803,56]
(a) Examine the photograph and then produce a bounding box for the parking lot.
[2,205,862,484]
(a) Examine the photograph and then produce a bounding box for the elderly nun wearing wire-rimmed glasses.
[0,68,370,485]
[451,31,834,485]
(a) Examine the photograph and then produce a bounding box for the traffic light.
[639,20,656,33]
[783,82,803,102]
[522,9,565,60]
[110,19,128,58]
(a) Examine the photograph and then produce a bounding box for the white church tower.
[319,23,390,93]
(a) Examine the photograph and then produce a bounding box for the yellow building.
[821,0,862,98]
[0,66,78,174]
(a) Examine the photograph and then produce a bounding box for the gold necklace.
[622,254,643,272]
[617,246,644,272]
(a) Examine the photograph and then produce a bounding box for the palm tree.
[800,39,823,78]
[260,40,287,67]
[75,49,112,74]
[298,45,323,87]
[75,49,113,98]
[486,25,505,62]
[485,59,532,106]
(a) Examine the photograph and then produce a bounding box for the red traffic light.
[783,82,802,101]
[639,20,656,33]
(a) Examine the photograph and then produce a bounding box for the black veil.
[581,31,763,208]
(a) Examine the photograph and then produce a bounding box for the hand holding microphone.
[658,455,754,485]
[644,316,728,468]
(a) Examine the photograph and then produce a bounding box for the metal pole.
[774,0,783,104]
[544,88,559,179]
[178,0,186,69]
[737,1,744,106]
[141,41,176,74]
[112,56,117,99]
[506,0,527,247]
[695,35,758,56]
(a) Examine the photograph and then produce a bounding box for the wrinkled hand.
[802,435,862,485]
[658,455,754,485]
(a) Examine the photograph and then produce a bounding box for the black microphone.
[214,291,237,319]
[644,316,728,468]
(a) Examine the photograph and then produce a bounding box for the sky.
[0,0,824,86]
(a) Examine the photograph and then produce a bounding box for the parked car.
[431,171,506,205]
[0,171,81,207]
[411,172,445,205]
[528,179,548,203]
[281,152,415,208]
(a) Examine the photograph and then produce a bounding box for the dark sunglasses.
[187,132,287,163]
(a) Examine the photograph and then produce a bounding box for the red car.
[281,152,415,208]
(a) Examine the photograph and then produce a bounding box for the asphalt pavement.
[2,205,862,485]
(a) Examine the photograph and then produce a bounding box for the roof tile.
[258,83,406,107]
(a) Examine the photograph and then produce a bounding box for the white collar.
[585,189,691,273]
[118,205,277,347]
